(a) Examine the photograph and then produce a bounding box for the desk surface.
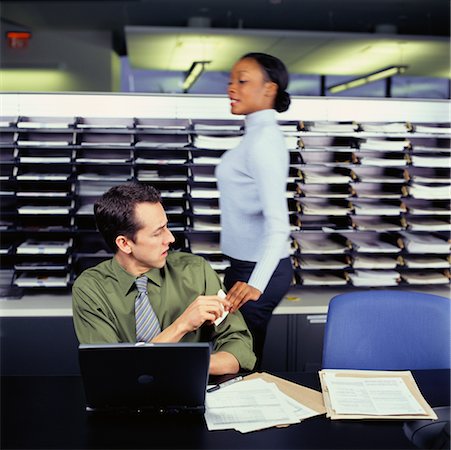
[2,370,449,450]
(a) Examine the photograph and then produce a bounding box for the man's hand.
[226,281,262,313]
[177,295,230,332]
[153,294,229,343]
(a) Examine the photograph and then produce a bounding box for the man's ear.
[115,235,132,254]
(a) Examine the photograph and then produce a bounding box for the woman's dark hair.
[94,182,161,252]
[241,52,291,113]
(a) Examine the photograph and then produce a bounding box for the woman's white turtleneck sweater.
[216,109,291,292]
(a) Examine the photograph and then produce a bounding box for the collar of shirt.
[245,109,277,130]
[111,257,163,296]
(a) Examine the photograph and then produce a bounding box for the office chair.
[322,290,451,370]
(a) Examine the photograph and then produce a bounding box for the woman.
[216,52,293,366]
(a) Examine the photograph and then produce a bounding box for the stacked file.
[351,183,404,199]
[401,271,450,285]
[351,217,404,232]
[304,122,359,133]
[319,369,438,420]
[351,199,405,216]
[297,199,351,216]
[408,183,450,200]
[193,120,243,133]
[16,239,72,255]
[349,234,401,253]
[192,156,221,165]
[80,134,131,147]
[296,183,350,198]
[358,152,407,167]
[400,232,450,254]
[293,233,350,254]
[301,273,348,286]
[14,273,69,288]
[351,167,406,183]
[349,269,400,286]
[192,218,221,232]
[193,135,242,150]
[413,124,451,134]
[300,167,352,184]
[405,199,450,216]
[136,118,188,130]
[411,154,450,168]
[190,188,220,199]
[298,255,350,270]
[406,217,451,231]
[360,122,411,133]
[352,255,399,269]
[403,255,450,269]
[359,139,410,151]
[407,167,450,184]
[76,117,133,129]
[189,235,221,254]
[205,372,324,433]
[135,134,189,148]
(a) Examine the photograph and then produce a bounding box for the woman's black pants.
[224,256,293,368]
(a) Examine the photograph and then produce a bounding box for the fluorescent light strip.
[328,65,408,94]
[182,61,211,92]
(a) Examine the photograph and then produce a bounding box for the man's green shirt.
[72,251,256,371]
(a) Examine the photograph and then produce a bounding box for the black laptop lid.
[79,342,210,413]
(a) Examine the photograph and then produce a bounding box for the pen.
[207,375,243,393]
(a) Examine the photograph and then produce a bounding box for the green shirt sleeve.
[200,258,256,371]
[72,272,134,344]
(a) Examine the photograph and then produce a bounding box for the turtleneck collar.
[245,109,277,130]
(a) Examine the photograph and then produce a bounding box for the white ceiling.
[125,26,450,78]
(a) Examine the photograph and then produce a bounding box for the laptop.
[79,342,210,414]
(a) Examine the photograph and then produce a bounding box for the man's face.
[127,202,175,271]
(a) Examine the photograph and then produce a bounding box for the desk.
[1,370,449,449]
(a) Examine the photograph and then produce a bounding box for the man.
[72,182,256,375]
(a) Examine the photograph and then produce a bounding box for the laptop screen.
[79,342,211,413]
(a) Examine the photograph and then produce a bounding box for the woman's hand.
[226,281,262,313]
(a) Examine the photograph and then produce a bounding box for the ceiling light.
[182,60,210,92]
[328,65,408,94]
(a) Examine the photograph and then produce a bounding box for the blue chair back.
[322,290,451,370]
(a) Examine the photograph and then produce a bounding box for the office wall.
[0,30,119,92]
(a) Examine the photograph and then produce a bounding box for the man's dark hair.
[94,182,161,252]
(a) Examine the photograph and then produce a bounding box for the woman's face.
[227,57,277,115]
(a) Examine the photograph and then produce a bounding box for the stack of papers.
[403,256,450,269]
[359,139,410,151]
[406,217,451,231]
[353,255,399,269]
[193,135,242,150]
[349,269,400,286]
[300,167,352,184]
[301,273,348,286]
[408,183,450,200]
[205,372,325,433]
[411,155,450,168]
[401,232,450,254]
[414,124,451,134]
[319,369,438,420]
[360,123,411,133]
[350,234,401,253]
[401,271,450,285]
[293,233,350,254]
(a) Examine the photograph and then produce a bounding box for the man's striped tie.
[135,275,161,342]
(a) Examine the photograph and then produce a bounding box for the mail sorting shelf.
[0,94,449,300]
